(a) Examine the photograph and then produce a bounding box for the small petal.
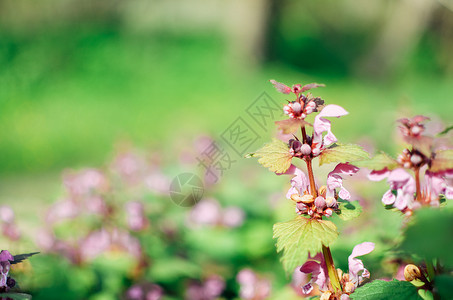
[382,190,396,205]
[302,283,313,294]
[368,169,390,181]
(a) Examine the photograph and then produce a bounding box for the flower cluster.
[368,115,453,213]
[0,250,15,292]
[284,163,358,219]
[187,198,245,228]
[299,242,374,299]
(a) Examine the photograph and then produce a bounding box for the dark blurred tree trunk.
[356,0,437,78]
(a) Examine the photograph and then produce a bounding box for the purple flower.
[299,253,328,294]
[281,164,310,199]
[125,201,149,231]
[222,207,245,228]
[188,199,222,227]
[63,168,107,197]
[185,275,225,300]
[312,105,348,155]
[0,250,13,288]
[369,168,416,210]
[348,242,375,291]
[237,269,271,300]
[126,282,163,300]
[326,163,359,200]
[0,206,20,240]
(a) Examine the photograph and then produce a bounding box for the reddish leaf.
[301,83,325,92]
[270,80,292,94]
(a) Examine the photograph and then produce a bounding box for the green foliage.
[246,139,292,173]
[0,293,32,300]
[273,216,338,273]
[434,274,453,299]
[355,152,399,171]
[336,200,362,221]
[430,149,453,172]
[350,280,421,300]
[318,143,369,166]
[400,208,453,267]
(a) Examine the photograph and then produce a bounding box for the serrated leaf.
[12,252,39,264]
[0,293,32,300]
[275,119,311,134]
[246,139,292,173]
[355,152,399,171]
[336,200,362,221]
[273,216,338,273]
[318,143,369,166]
[350,280,421,300]
[430,149,453,172]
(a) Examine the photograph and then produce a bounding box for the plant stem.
[414,167,422,203]
[322,245,342,294]
[306,158,318,197]
[301,126,307,144]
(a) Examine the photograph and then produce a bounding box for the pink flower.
[368,168,416,210]
[281,164,310,199]
[312,105,348,155]
[125,201,149,231]
[299,253,328,294]
[348,242,375,291]
[236,269,271,300]
[0,250,13,288]
[326,163,359,200]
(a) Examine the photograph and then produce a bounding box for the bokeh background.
[0,0,453,299]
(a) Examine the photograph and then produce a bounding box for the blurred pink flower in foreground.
[187,198,245,228]
[125,201,149,231]
[185,275,225,300]
[126,282,163,300]
[0,206,21,240]
[236,269,271,300]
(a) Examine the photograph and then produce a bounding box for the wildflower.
[346,242,375,291]
[0,250,14,289]
[237,269,271,300]
[299,253,329,294]
[312,105,349,156]
[125,201,149,231]
[326,163,360,200]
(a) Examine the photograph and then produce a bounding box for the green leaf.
[275,119,311,134]
[434,274,453,299]
[12,252,39,264]
[437,125,453,136]
[430,149,453,172]
[318,143,369,166]
[246,139,292,173]
[0,293,32,300]
[336,200,362,221]
[350,280,422,300]
[400,208,453,267]
[355,152,399,171]
[273,216,338,273]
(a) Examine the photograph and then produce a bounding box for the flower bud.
[403,162,411,168]
[292,102,302,114]
[6,277,15,288]
[300,144,312,156]
[404,264,422,281]
[296,202,307,212]
[344,281,355,293]
[312,148,320,156]
[325,197,337,208]
[324,208,333,217]
[314,197,326,210]
[336,268,343,280]
[411,125,422,135]
[290,194,302,202]
[320,291,332,300]
[410,154,423,165]
[300,194,314,204]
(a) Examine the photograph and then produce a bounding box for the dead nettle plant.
[248,80,453,300]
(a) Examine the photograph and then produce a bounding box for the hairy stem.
[306,159,318,197]
[301,126,307,144]
[322,245,342,294]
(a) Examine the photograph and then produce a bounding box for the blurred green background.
[0,1,453,298]
[2,0,453,244]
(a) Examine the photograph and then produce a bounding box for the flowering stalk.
[322,245,342,293]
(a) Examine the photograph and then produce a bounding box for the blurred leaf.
[437,125,453,136]
[350,280,421,300]
[430,149,453,172]
[149,257,201,282]
[273,216,338,274]
[318,143,369,166]
[355,152,399,171]
[336,200,362,221]
[275,119,311,134]
[246,139,292,173]
[400,208,453,267]
[301,83,325,92]
[12,252,39,265]
[0,293,32,300]
[434,274,453,299]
